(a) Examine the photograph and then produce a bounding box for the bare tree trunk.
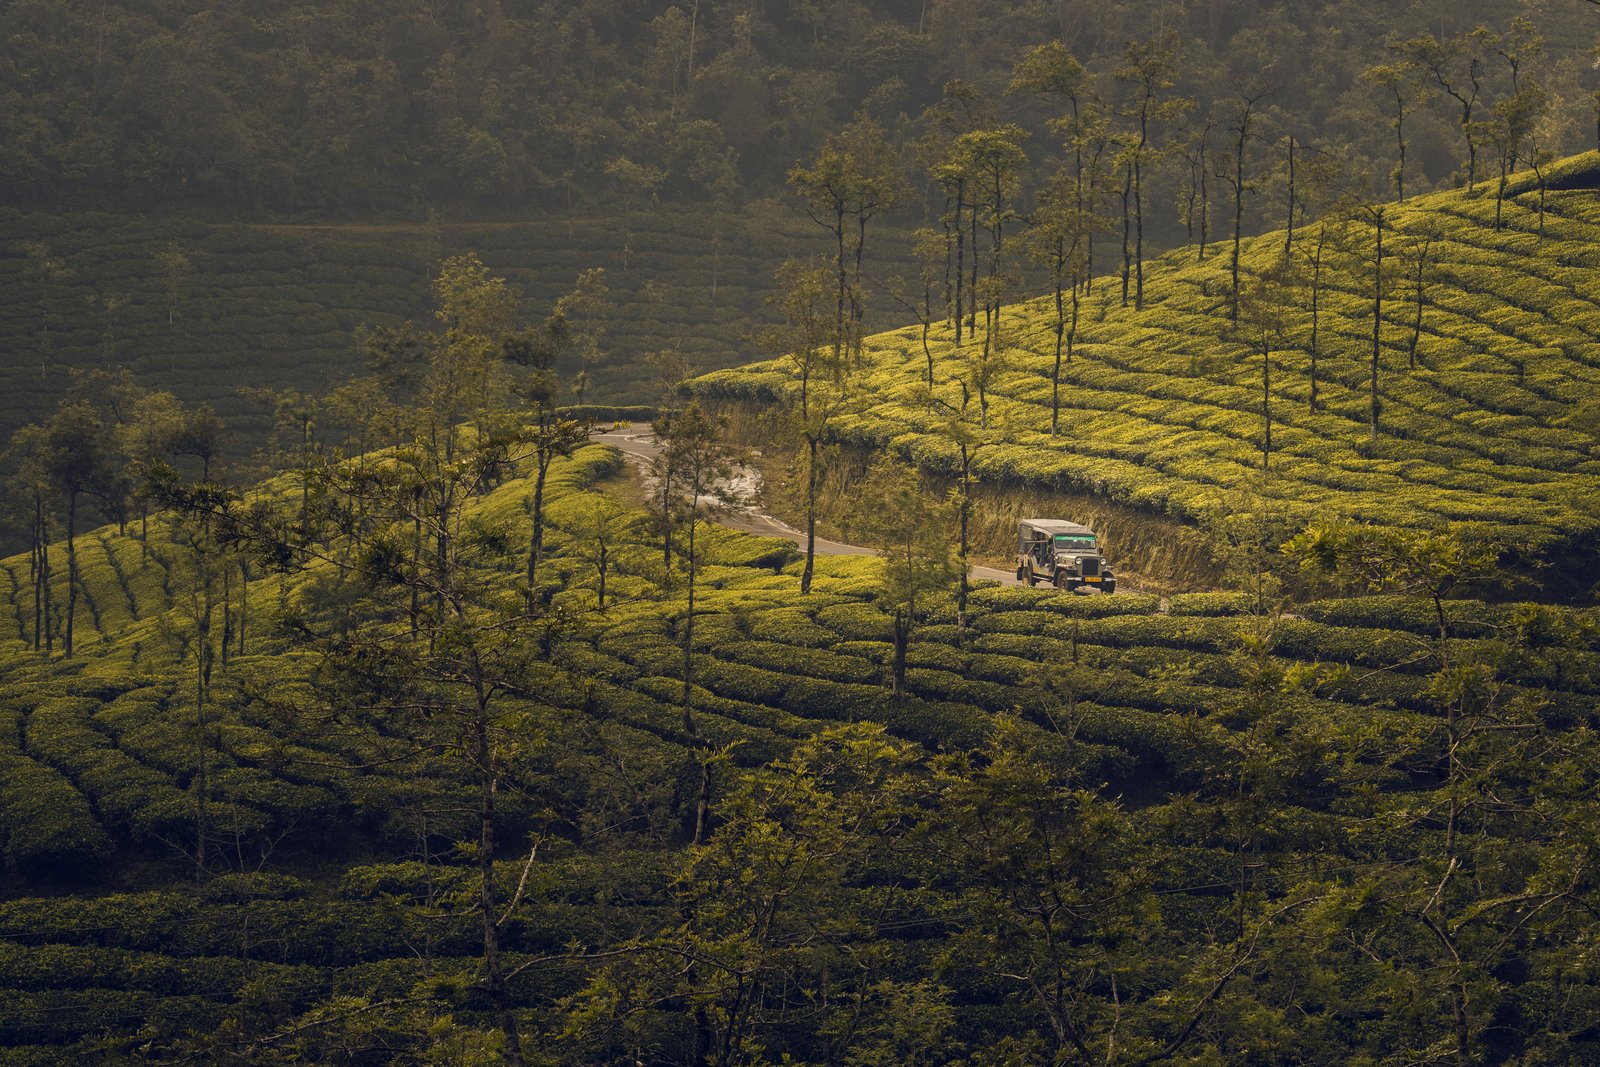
[1120,166,1133,307]
[474,698,526,1067]
[953,184,965,345]
[891,610,908,697]
[64,489,77,659]
[1371,212,1384,441]
[956,453,971,645]
[969,203,979,334]
[801,435,818,595]
[1134,154,1145,309]
[525,451,552,611]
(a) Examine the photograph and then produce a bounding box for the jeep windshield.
[1053,534,1097,549]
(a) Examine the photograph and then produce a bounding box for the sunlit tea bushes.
[698,158,1600,581]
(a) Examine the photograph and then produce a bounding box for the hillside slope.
[0,205,911,446]
[0,425,1598,1059]
[699,155,1600,594]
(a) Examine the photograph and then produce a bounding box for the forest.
[2,1,1600,1064]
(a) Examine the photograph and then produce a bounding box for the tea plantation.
[697,154,1600,589]
[0,205,913,447]
[0,430,1597,1061]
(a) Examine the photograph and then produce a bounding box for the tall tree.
[1024,172,1092,435]
[504,311,589,611]
[1235,253,1295,472]
[1392,31,1488,190]
[1298,217,1340,412]
[845,460,954,697]
[927,379,987,645]
[1219,87,1274,324]
[789,118,906,366]
[1115,32,1191,309]
[40,401,113,658]
[1488,79,1549,229]
[1177,119,1217,259]
[558,267,609,407]
[950,124,1028,416]
[1009,41,1103,284]
[1347,202,1394,440]
[653,400,741,844]
[1363,64,1416,201]
[2,425,56,652]
[1402,226,1438,369]
[766,258,850,595]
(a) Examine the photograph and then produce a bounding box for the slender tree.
[766,259,850,595]
[1392,31,1487,189]
[1236,253,1295,472]
[1219,87,1274,324]
[789,118,906,366]
[653,401,741,844]
[1114,32,1191,310]
[1024,172,1092,435]
[1364,64,1415,201]
[504,311,590,611]
[41,402,113,658]
[845,461,954,697]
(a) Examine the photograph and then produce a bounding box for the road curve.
[592,424,1022,586]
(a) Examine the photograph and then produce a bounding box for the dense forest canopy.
[4,0,1599,219]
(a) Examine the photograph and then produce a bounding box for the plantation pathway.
[593,424,1023,586]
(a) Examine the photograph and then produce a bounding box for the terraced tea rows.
[0,206,916,449]
[697,155,1600,582]
[0,421,1595,1060]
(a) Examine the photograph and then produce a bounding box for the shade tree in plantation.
[1217,85,1275,324]
[885,226,952,393]
[1114,31,1192,310]
[652,399,742,844]
[2,423,58,651]
[945,124,1028,427]
[765,257,853,595]
[503,310,591,610]
[1401,224,1438,369]
[924,377,988,645]
[1234,251,1297,472]
[1363,63,1419,202]
[1392,30,1489,190]
[549,493,637,613]
[1488,77,1550,228]
[1175,117,1218,259]
[240,386,325,550]
[557,266,609,406]
[37,401,117,658]
[919,79,997,345]
[1336,199,1399,441]
[1008,40,1106,285]
[844,459,954,697]
[788,117,907,367]
[1296,215,1341,412]
[1023,169,1094,435]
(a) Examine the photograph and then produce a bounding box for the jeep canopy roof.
[1019,519,1097,539]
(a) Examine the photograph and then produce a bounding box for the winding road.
[593,424,1023,586]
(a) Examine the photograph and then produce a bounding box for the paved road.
[592,424,1022,585]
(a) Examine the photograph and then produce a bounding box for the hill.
[0,204,910,447]
[0,408,1598,1059]
[697,154,1600,596]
